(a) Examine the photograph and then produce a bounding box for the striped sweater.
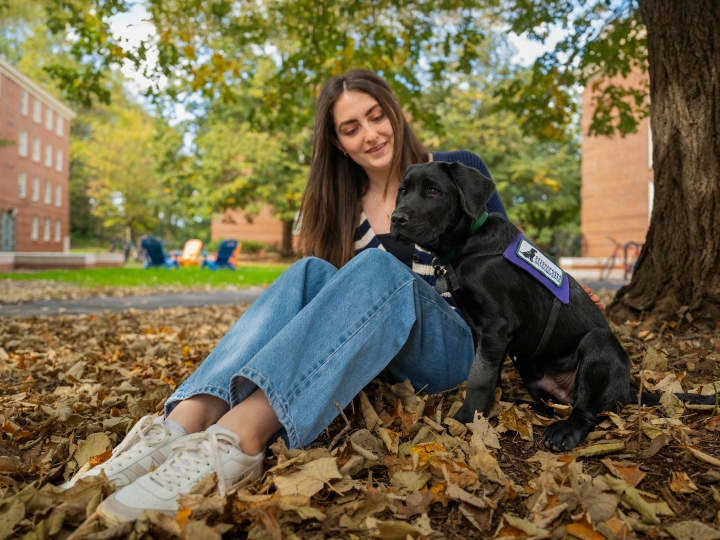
[353,150,508,306]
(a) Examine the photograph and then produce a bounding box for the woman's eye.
[427,187,440,195]
[372,114,385,122]
[345,128,357,135]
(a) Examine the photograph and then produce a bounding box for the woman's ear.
[331,137,344,153]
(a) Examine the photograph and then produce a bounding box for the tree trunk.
[280,219,295,257]
[608,1,720,326]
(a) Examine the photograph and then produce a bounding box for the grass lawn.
[0,265,289,288]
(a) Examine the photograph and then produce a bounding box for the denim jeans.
[165,249,475,448]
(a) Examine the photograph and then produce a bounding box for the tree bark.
[608,0,720,326]
[281,219,295,257]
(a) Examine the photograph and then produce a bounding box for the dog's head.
[390,161,496,253]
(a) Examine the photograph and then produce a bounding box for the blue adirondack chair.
[141,236,179,269]
[202,240,240,270]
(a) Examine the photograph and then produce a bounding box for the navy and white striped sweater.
[353,150,508,308]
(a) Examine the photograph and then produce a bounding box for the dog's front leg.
[454,340,506,424]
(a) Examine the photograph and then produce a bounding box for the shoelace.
[103,416,169,471]
[149,431,235,497]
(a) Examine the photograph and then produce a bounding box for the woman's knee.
[285,256,337,278]
[349,248,408,275]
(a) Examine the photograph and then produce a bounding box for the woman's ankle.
[166,394,229,433]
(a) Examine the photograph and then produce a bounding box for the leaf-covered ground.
[1,304,720,539]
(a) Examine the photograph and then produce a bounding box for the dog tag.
[434,267,449,294]
[436,274,449,294]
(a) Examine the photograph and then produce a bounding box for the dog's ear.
[448,162,497,220]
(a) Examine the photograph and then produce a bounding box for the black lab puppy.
[390,161,713,451]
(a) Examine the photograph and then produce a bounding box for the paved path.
[0,289,266,317]
[0,280,624,318]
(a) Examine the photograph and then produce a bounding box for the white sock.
[162,419,187,435]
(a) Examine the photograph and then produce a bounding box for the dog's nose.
[391,211,408,226]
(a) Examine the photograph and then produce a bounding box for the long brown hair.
[298,69,428,268]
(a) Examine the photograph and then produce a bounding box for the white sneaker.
[59,415,185,489]
[97,426,264,525]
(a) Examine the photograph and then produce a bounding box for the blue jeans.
[165,249,474,448]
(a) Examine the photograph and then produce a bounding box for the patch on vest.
[503,234,570,304]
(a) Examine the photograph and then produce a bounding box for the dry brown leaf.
[601,459,646,488]
[665,520,720,540]
[359,391,380,431]
[498,404,533,441]
[0,499,24,540]
[643,348,668,371]
[571,441,625,457]
[566,512,604,540]
[685,444,720,467]
[467,411,501,450]
[660,392,685,419]
[73,433,111,468]
[390,471,432,493]
[444,483,489,510]
[273,457,342,497]
[493,513,548,539]
[669,471,698,494]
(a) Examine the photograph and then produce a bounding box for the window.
[20,90,29,116]
[43,217,51,241]
[44,181,52,204]
[45,108,53,130]
[18,131,28,157]
[56,116,64,137]
[31,215,39,241]
[33,99,41,123]
[32,138,40,162]
[45,143,53,167]
[55,185,62,207]
[31,177,40,201]
[55,219,62,242]
[56,150,63,172]
[18,172,27,199]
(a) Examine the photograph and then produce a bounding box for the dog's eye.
[397,187,405,195]
[427,187,440,196]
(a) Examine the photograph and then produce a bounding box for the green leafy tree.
[72,90,164,242]
[490,0,720,323]
[38,0,720,322]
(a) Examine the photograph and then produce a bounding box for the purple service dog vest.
[503,233,570,304]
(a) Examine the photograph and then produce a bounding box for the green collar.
[433,211,489,266]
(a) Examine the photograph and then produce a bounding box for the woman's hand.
[582,285,606,311]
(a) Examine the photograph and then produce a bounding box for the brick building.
[211,206,288,249]
[0,57,75,253]
[580,68,653,258]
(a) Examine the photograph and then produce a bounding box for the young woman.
[64,69,600,525]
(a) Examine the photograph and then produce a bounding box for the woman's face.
[332,91,395,177]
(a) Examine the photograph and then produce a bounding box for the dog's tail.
[632,388,717,406]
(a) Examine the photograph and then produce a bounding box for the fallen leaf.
[498,405,533,441]
[665,520,720,540]
[571,441,625,457]
[74,433,111,468]
[493,513,548,539]
[359,391,380,431]
[601,459,646,488]
[566,512,604,540]
[669,471,698,494]
[0,499,24,540]
[643,348,668,371]
[685,445,720,467]
[660,392,685,419]
[273,457,342,497]
[390,471,432,493]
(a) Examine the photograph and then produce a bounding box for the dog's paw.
[542,420,586,452]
